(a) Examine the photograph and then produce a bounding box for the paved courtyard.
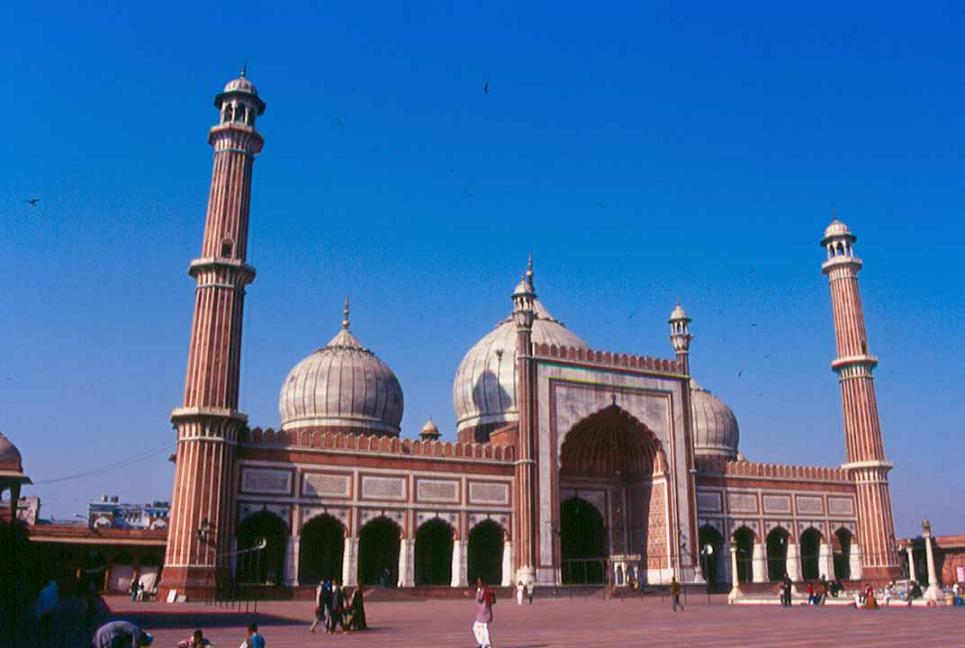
[89,593,965,647]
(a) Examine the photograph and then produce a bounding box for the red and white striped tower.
[512,256,538,586]
[821,217,900,581]
[160,68,266,599]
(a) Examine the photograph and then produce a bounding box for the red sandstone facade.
[158,74,899,600]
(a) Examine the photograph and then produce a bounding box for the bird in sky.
[335,115,344,128]
[23,198,40,206]
[483,81,489,95]
[737,369,744,378]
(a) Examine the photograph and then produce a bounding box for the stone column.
[924,533,940,601]
[451,539,468,587]
[751,543,766,583]
[849,544,862,581]
[501,539,514,587]
[398,538,414,588]
[905,545,917,583]
[342,537,358,587]
[283,536,299,587]
[785,543,801,582]
[727,544,741,603]
[819,542,833,580]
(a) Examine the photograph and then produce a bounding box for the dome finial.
[240,61,247,78]
[526,252,534,289]
[342,297,350,330]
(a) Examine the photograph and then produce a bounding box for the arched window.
[414,518,453,585]
[298,514,344,586]
[833,528,852,580]
[236,510,288,586]
[800,527,823,581]
[221,238,234,259]
[766,527,789,582]
[467,520,504,587]
[732,526,755,583]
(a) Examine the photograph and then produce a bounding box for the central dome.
[453,282,586,441]
[279,303,403,436]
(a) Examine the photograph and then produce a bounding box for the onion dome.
[821,217,856,245]
[0,432,30,483]
[215,64,266,115]
[453,266,586,440]
[668,303,689,322]
[690,380,740,459]
[419,418,441,441]
[279,300,404,436]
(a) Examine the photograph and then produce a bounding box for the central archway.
[414,519,453,585]
[560,496,606,584]
[558,404,667,584]
[358,517,401,586]
[800,528,823,581]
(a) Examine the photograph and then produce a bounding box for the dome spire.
[240,61,247,78]
[342,296,350,330]
[526,252,534,290]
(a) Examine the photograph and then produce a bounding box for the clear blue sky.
[1,3,962,537]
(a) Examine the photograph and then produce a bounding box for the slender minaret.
[160,69,266,599]
[668,303,692,376]
[512,256,539,586]
[821,217,900,581]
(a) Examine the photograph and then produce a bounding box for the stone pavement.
[88,592,965,648]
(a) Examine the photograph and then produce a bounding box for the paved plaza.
[74,593,963,647]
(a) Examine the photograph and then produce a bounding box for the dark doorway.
[236,511,288,585]
[766,527,789,582]
[733,527,755,583]
[833,528,852,580]
[415,519,453,585]
[800,528,823,581]
[699,525,725,585]
[359,517,400,586]
[561,497,606,584]
[298,514,344,586]
[467,520,504,587]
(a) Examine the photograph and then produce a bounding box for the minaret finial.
[526,252,534,289]
[241,61,247,78]
[342,297,350,329]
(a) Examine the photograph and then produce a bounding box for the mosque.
[157,71,902,600]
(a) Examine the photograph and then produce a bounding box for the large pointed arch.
[559,404,666,479]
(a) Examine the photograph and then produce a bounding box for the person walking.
[516,580,524,605]
[91,621,153,648]
[328,579,349,634]
[309,578,326,633]
[472,577,495,648]
[526,581,534,605]
[781,575,793,607]
[670,577,684,612]
[348,586,367,631]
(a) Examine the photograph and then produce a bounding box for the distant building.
[88,495,169,530]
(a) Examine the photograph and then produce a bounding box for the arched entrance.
[732,527,755,583]
[558,404,667,584]
[698,525,725,585]
[298,514,344,586]
[800,527,823,581]
[833,528,852,580]
[560,497,606,584]
[358,517,401,586]
[467,520,504,586]
[766,527,789,581]
[415,519,453,585]
[236,511,288,585]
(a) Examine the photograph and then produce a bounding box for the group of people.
[93,621,267,648]
[309,578,367,635]
[514,579,534,605]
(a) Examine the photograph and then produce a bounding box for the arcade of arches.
[709,524,858,586]
[237,512,510,589]
[558,405,670,585]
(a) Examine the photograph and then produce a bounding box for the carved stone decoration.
[302,472,351,498]
[360,475,407,501]
[415,479,459,504]
[827,496,855,516]
[795,495,824,515]
[727,492,759,514]
[300,506,350,533]
[697,490,723,513]
[238,503,290,528]
[359,507,405,530]
[241,468,292,495]
[468,480,510,505]
[415,510,458,531]
[468,512,510,536]
[763,495,791,514]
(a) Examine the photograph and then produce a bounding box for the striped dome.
[279,315,403,436]
[452,298,586,435]
[690,380,740,459]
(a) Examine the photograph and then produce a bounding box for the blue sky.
[0,3,962,537]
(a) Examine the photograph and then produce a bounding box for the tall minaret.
[160,69,266,599]
[821,217,900,581]
[512,256,538,586]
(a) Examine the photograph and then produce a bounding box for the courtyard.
[36,592,965,647]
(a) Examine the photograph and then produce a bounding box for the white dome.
[279,317,403,436]
[690,380,740,459]
[453,298,586,437]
